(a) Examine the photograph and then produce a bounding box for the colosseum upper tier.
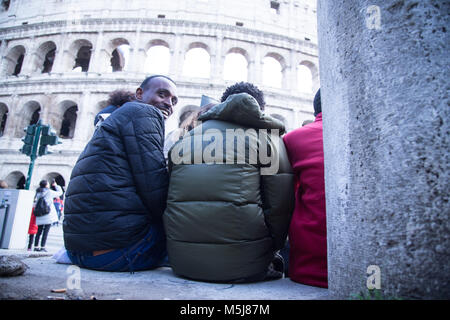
[0,0,319,190]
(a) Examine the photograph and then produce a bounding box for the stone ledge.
[0,254,330,300]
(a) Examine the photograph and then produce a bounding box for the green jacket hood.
[197,93,286,135]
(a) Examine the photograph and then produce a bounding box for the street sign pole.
[24,120,42,190]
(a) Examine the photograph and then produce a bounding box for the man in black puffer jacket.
[63,75,178,272]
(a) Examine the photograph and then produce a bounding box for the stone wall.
[0,0,319,190]
[318,0,449,299]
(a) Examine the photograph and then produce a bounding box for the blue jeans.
[67,221,168,273]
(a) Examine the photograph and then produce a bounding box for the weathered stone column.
[318,1,449,299]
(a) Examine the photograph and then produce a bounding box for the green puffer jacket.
[163,93,295,282]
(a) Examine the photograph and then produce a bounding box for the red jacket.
[282,113,327,288]
[28,208,38,235]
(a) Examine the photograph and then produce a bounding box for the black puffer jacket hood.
[64,101,169,253]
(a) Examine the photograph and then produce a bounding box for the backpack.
[34,196,51,217]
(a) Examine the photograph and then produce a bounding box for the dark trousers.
[67,221,168,272]
[34,224,51,248]
[28,234,35,249]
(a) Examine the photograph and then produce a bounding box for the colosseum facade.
[0,0,319,190]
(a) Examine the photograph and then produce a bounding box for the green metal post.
[24,120,42,190]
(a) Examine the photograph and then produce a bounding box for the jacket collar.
[315,112,322,122]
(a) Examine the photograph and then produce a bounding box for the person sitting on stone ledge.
[63,75,178,272]
[163,82,294,283]
[94,89,135,128]
[282,89,328,288]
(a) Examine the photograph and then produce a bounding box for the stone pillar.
[128,28,142,73]
[318,1,449,299]
[51,32,69,73]
[20,37,37,76]
[249,43,262,86]
[288,49,298,94]
[211,34,224,83]
[170,33,184,79]
[73,92,92,143]
[90,31,105,74]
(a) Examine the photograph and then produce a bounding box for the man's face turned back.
[136,77,178,119]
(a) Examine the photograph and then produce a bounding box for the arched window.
[5,171,26,190]
[111,44,130,72]
[43,48,56,73]
[223,52,248,82]
[0,103,8,137]
[298,64,313,93]
[13,54,24,76]
[44,172,66,189]
[183,47,210,78]
[16,101,41,138]
[73,45,92,72]
[59,104,78,139]
[33,41,57,74]
[30,109,40,125]
[145,45,170,75]
[263,56,282,88]
[1,0,10,11]
[3,45,26,76]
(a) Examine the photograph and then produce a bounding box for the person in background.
[0,180,8,189]
[282,89,328,288]
[34,179,63,252]
[164,95,218,160]
[50,179,64,226]
[27,208,38,251]
[94,89,135,127]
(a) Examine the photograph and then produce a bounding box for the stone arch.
[0,102,8,137]
[1,0,10,11]
[2,45,25,76]
[223,47,249,82]
[105,38,131,72]
[42,172,66,188]
[262,52,285,88]
[144,39,171,75]
[14,100,41,138]
[183,42,211,78]
[298,60,318,93]
[31,41,57,74]
[66,39,93,72]
[57,100,78,139]
[4,171,26,190]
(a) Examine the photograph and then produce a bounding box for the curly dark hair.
[220,82,265,110]
[107,89,135,107]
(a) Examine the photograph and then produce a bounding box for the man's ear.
[135,87,143,100]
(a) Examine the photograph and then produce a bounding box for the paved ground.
[0,224,329,300]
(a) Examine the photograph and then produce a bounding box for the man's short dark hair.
[221,82,265,110]
[313,89,321,116]
[140,75,176,90]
